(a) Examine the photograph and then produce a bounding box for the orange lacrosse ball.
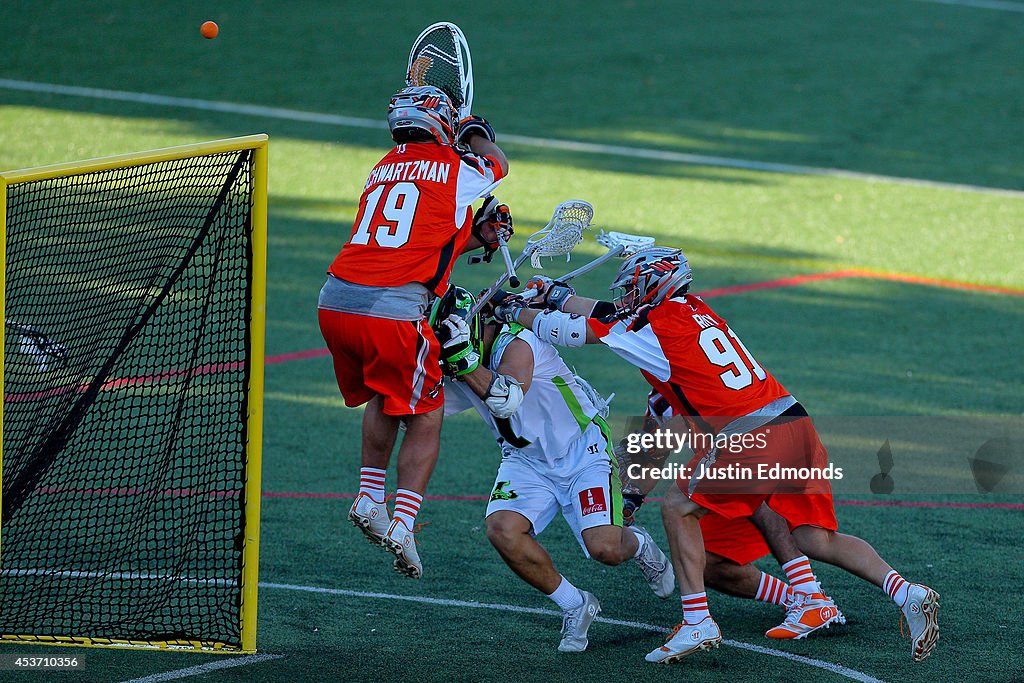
[200,21,219,39]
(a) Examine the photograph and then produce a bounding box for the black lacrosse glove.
[472,197,514,262]
[622,493,645,527]
[525,275,575,311]
[457,115,496,144]
[490,289,527,324]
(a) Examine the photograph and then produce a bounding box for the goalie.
[431,286,675,653]
[318,85,509,579]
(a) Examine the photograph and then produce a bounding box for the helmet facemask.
[610,247,693,315]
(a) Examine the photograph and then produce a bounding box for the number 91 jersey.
[588,295,791,433]
[329,142,505,296]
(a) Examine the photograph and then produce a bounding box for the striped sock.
[883,570,910,606]
[755,571,794,606]
[547,576,585,611]
[393,489,423,528]
[358,467,386,504]
[781,556,822,595]
[681,592,710,624]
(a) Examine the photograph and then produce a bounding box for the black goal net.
[1,144,262,651]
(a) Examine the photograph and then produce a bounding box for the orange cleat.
[765,592,845,639]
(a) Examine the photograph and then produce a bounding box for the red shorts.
[318,309,443,416]
[700,513,770,566]
[681,414,838,533]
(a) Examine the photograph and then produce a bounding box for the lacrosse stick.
[521,230,656,299]
[406,22,474,119]
[469,200,594,317]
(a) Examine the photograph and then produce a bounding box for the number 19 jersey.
[329,142,505,296]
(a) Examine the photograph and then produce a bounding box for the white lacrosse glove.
[483,373,524,419]
[437,314,480,377]
[524,275,575,311]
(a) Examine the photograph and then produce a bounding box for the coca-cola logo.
[579,487,607,516]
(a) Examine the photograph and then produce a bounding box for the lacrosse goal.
[0,135,268,653]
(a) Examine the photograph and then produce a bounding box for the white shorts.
[485,422,622,558]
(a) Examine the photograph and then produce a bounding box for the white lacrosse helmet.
[387,85,457,145]
[610,246,693,313]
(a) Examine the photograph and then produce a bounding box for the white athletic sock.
[547,576,585,611]
[681,592,711,624]
[392,489,423,528]
[755,572,794,606]
[358,467,386,504]
[781,556,822,594]
[883,570,910,606]
[631,528,648,558]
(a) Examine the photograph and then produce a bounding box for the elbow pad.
[484,373,524,419]
[532,310,587,348]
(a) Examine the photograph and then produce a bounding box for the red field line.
[7,269,1019,402]
[29,486,1022,510]
[266,348,330,364]
[841,268,1024,296]
[273,268,1024,366]
[699,271,852,298]
[34,486,235,498]
[261,490,1024,510]
[5,361,244,403]
[700,268,1024,299]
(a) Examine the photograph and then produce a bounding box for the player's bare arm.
[461,336,534,399]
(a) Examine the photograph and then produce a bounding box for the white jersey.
[444,325,608,470]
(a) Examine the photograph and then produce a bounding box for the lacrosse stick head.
[527,200,593,268]
[609,244,691,314]
[406,22,474,119]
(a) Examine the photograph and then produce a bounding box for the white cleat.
[348,492,391,546]
[631,525,675,599]
[902,583,940,662]
[382,518,423,579]
[645,617,722,664]
[558,591,601,653]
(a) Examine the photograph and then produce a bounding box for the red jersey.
[330,142,505,296]
[588,295,790,432]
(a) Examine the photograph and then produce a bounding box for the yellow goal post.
[0,134,268,653]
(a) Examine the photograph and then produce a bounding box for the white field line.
[912,0,1024,11]
[118,654,283,683]
[0,78,1020,198]
[1,568,885,681]
[262,581,887,683]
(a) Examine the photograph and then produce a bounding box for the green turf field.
[1,1,1022,681]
